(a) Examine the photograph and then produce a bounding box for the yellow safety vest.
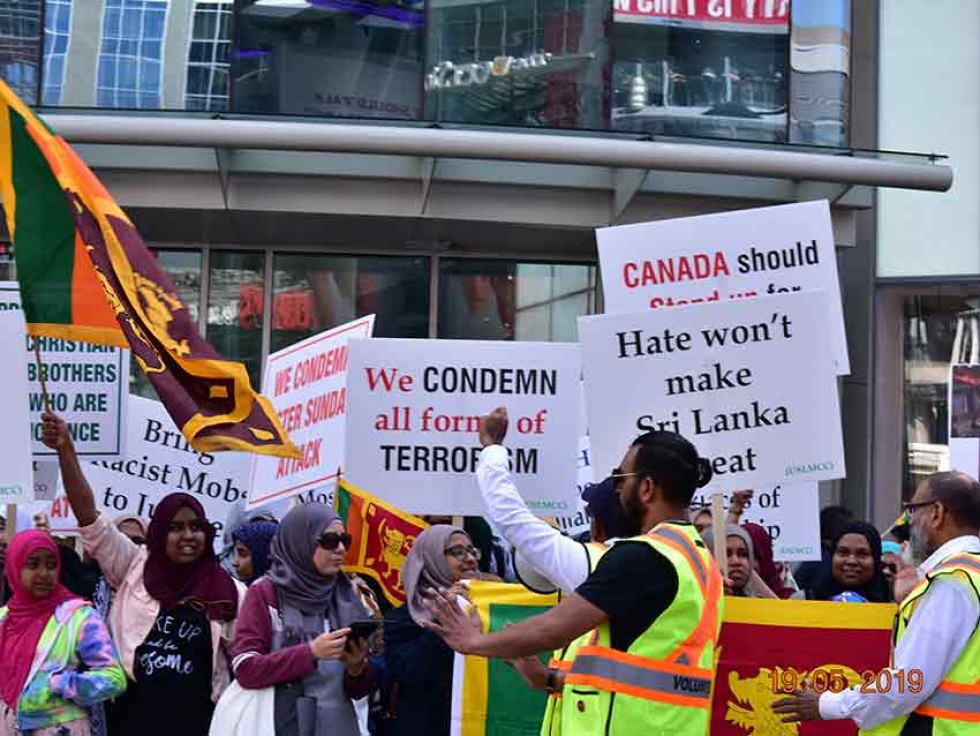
[559,523,724,736]
[540,542,609,736]
[862,552,980,736]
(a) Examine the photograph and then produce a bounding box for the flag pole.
[711,492,728,580]
[4,503,15,541]
[32,338,52,412]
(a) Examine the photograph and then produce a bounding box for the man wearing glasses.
[775,471,980,735]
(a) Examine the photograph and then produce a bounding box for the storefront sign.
[614,0,789,31]
[597,200,849,375]
[345,338,580,515]
[426,53,553,91]
[249,316,375,509]
[0,282,129,460]
[0,310,35,502]
[579,289,845,491]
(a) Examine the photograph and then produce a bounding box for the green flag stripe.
[10,109,75,325]
[335,485,352,522]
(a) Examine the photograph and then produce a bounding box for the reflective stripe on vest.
[650,526,708,591]
[568,645,713,709]
[917,681,980,723]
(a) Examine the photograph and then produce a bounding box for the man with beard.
[775,471,980,735]
[425,421,722,736]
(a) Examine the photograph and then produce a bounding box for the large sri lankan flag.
[0,81,298,458]
[452,593,894,736]
[335,477,429,605]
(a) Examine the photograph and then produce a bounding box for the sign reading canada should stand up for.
[0,310,35,502]
[345,339,580,515]
[579,289,845,491]
[248,315,375,510]
[0,281,129,460]
[596,200,850,375]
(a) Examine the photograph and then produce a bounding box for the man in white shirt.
[475,407,630,593]
[774,471,980,733]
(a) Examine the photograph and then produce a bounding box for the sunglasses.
[445,544,481,562]
[317,532,352,551]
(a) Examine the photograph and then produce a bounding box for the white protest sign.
[249,315,375,510]
[32,395,253,539]
[579,290,845,490]
[0,310,35,502]
[691,483,821,562]
[597,200,849,375]
[552,435,593,537]
[0,282,129,460]
[345,339,580,515]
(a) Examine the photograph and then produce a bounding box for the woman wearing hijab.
[41,410,244,736]
[231,520,279,585]
[0,531,126,736]
[742,522,797,599]
[230,503,374,736]
[383,525,480,736]
[794,521,892,602]
[702,525,778,598]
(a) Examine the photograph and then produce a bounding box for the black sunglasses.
[317,532,352,551]
[901,499,939,524]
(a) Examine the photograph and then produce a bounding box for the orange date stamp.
[770,668,924,695]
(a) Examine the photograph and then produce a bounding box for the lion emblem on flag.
[726,665,861,736]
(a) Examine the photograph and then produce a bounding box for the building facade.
[0,0,953,525]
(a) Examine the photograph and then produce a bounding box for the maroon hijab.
[742,522,795,599]
[143,493,238,621]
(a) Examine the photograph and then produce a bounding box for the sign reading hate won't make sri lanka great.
[579,289,845,491]
[344,338,581,516]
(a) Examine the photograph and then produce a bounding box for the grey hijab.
[268,503,366,626]
[402,525,468,626]
[702,524,756,592]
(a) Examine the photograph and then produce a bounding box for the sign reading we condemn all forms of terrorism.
[596,200,849,375]
[0,281,129,460]
[579,289,845,491]
[249,316,375,510]
[345,339,580,515]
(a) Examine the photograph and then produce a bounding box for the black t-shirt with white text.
[114,603,215,736]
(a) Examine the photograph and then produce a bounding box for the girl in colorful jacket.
[0,531,127,736]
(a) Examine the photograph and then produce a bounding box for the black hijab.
[809,521,891,603]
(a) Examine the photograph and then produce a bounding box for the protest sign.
[0,310,35,502]
[249,315,375,510]
[0,282,129,460]
[32,395,253,538]
[345,339,580,515]
[552,436,593,537]
[691,483,821,561]
[596,200,849,375]
[579,289,845,490]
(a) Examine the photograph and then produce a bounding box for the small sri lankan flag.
[335,477,429,605]
[0,80,299,459]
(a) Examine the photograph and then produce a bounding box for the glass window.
[902,293,980,499]
[438,259,596,341]
[611,0,790,142]
[96,0,169,110]
[233,0,425,120]
[185,1,231,111]
[0,0,42,105]
[130,249,204,398]
[426,0,610,129]
[271,254,429,353]
[207,250,265,387]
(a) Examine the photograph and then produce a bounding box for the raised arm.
[41,412,97,526]
[477,408,591,593]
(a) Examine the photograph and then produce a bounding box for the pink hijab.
[0,531,80,707]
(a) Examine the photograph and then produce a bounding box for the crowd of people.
[1,407,978,736]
